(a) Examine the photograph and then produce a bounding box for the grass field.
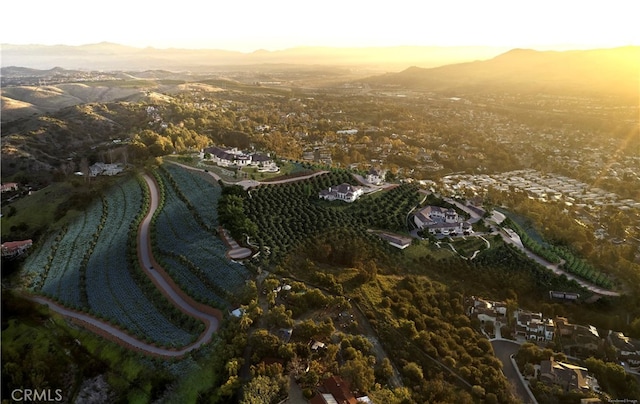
[402,240,457,261]
[1,175,123,241]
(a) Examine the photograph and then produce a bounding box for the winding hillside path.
[29,173,222,357]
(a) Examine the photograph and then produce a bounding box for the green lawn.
[402,240,456,261]
[1,175,124,241]
[448,236,490,258]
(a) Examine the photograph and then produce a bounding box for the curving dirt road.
[29,173,222,357]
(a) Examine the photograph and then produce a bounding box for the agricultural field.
[152,165,252,307]
[237,171,420,264]
[21,176,199,346]
[503,217,613,288]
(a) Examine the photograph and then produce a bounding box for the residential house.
[366,168,386,185]
[515,311,555,342]
[608,331,640,368]
[468,297,507,324]
[201,146,275,169]
[337,129,358,135]
[319,183,363,203]
[310,376,357,404]
[555,317,602,357]
[89,163,123,176]
[539,357,592,392]
[414,206,472,235]
[1,239,33,258]
[1,183,19,193]
[376,232,412,249]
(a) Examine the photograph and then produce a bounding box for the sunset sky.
[3,0,638,52]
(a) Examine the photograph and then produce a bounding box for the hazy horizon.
[2,0,638,53]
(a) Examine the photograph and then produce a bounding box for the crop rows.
[551,245,613,289]
[41,199,104,309]
[161,164,221,229]
[242,170,414,263]
[85,178,195,346]
[503,217,612,288]
[21,228,66,290]
[21,176,200,347]
[153,169,251,305]
[157,253,229,307]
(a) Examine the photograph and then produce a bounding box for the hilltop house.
[414,205,472,235]
[319,183,363,203]
[201,146,275,170]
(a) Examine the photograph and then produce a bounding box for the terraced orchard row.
[231,170,420,264]
[22,176,200,347]
[152,164,252,308]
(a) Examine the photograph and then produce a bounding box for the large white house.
[366,168,387,185]
[201,146,275,170]
[414,205,472,235]
[319,183,363,203]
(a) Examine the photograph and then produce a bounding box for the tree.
[376,358,394,383]
[240,375,288,404]
[341,355,376,393]
[401,362,424,385]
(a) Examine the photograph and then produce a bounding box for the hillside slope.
[365,46,640,98]
[1,84,151,122]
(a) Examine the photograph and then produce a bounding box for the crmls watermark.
[610,400,639,404]
[10,389,63,402]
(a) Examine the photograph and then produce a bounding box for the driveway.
[491,339,536,403]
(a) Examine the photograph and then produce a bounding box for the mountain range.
[1,42,507,71]
[366,46,640,98]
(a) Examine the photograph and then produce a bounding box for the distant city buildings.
[442,169,640,211]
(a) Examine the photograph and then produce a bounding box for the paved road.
[491,339,536,404]
[30,174,221,357]
[498,229,620,296]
